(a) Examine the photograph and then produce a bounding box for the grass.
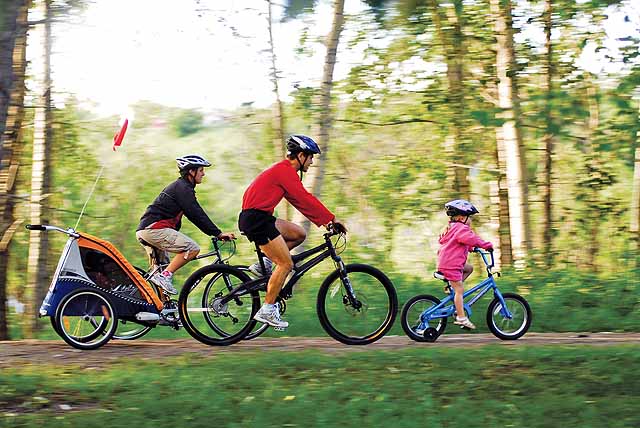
[1,345,639,427]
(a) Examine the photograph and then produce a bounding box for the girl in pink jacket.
[437,199,493,330]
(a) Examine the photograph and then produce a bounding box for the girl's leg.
[462,262,473,281]
[450,280,465,319]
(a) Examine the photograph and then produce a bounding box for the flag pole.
[74,119,129,230]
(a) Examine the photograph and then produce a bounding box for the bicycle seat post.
[254,243,268,275]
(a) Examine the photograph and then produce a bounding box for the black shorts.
[238,209,280,246]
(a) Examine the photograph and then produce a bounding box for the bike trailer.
[39,232,163,321]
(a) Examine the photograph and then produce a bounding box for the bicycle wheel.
[234,266,269,341]
[317,263,397,345]
[113,273,158,340]
[401,294,448,342]
[179,264,260,346]
[54,288,118,350]
[486,292,532,340]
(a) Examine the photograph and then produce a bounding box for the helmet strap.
[296,152,308,181]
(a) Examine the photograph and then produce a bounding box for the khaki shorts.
[136,228,200,264]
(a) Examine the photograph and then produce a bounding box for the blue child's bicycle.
[401,248,532,342]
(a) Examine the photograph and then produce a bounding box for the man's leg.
[166,249,200,274]
[259,235,294,304]
[275,218,305,250]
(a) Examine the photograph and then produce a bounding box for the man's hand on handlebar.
[326,220,347,234]
[217,232,236,241]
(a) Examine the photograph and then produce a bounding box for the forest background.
[1,0,639,339]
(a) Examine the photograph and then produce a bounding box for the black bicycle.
[178,226,398,346]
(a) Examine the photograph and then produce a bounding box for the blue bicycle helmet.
[445,199,479,217]
[286,134,321,155]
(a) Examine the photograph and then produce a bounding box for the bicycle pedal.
[273,326,287,332]
[459,325,472,330]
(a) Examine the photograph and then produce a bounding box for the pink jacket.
[437,222,493,271]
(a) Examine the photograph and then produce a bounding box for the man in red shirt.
[238,135,346,329]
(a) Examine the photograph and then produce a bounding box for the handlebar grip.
[26,224,46,231]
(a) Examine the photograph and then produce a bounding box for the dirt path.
[1,333,638,368]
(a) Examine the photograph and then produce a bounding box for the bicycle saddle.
[137,238,169,266]
[433,271,446,281]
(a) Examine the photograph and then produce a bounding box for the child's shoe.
[454,316,476,329]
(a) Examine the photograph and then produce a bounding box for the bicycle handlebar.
[26,224,80,237]
[26,224,46,231]
[473,247,495,270]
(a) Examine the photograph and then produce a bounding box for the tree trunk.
[294,0,344,238]
[540,0,554,268]
[0,0,29,340]
[490,0,530,267]
[24,0,52,337]
[266,0,291,220]
[494,135,513,266]
[267,0,285,160]
[584,77,600,271]
[630,98,640,267]
[428,0,469,199]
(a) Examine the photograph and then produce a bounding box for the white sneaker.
[454,317,476,329]
[248,258,273,277]
[152,272,178,295]
[253,304,288,329]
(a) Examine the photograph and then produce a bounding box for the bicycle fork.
[332,257,362,310]
[492,288,514,319]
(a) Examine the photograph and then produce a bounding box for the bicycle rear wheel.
[179,264,259,346]
[54,288,118,350]
[235,266,270,341]
[113,270,157,340]
[317,263,397,345]
[486,292,532,340]
[401,294,448,342]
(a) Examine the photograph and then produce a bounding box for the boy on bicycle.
[238,135,346,329]
[136,155,235,294]
[437,199,493,329]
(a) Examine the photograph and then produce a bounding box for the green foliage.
[170,109,205,138]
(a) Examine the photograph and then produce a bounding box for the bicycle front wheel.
[317,263,397,345]
[486,292,532,340]
[179,264,259,346]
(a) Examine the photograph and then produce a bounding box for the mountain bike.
[178,226,398,346]
[401,248,532,342]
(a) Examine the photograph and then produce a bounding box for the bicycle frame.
[218,230,353,306]
[420,250,513,324]
[142,237,236,279]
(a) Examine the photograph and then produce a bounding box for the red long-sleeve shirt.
[242,160,335,227]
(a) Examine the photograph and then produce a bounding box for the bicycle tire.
[317,263,397,345]
[401,294,448,342]
[54,288,118,350]
[233,266,269,341]
[113,268,158,340]
[179,264,259,346]
[198,267,269,340]
[486,292,532,340]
